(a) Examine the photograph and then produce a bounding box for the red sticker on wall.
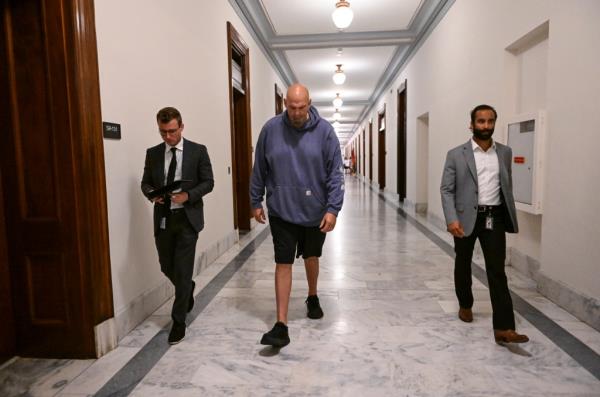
[514,156,525,164]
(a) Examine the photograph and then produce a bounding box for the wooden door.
[227,22,252,231]
[378,107,386,190]
[357,139,361,175]
[0,0,113,358]
[362,129,365,175]
[369,122,373,182]
[0,169,14,364]
[397,81,407,200]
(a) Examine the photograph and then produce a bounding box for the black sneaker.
[188,281,196,313]
[306,295,324,319]
[260,322,290,347]
[168,322,186,345]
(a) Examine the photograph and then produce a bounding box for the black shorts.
[269,215,327,264]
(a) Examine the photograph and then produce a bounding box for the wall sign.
[103,122,121,139]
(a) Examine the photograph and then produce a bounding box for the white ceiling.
[286,46,397,103]
[261,0,423,35]
[230,0,451,146]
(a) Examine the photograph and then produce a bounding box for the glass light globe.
[332,65,346,85]
[333,111,342,121]
[332,1,354,30]
[332,94,343,109]
[332,121,341,129]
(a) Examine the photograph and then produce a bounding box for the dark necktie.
[165,147,177,212]
[167,147,177,186]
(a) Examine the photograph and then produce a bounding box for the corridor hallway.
[1,178,599,396]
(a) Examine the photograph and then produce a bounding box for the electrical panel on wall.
[506,111,546,214]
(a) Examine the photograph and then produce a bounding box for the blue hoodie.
[250,106,344,226]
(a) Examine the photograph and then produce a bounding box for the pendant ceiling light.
[332,1,354,30]
[332,93,343,109]
[332,64,346,85]
[333,110,342,121]
[332,121,341,130]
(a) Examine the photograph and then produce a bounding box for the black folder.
[146,179,191,199]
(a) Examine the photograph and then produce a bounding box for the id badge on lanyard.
[485,212,494,230]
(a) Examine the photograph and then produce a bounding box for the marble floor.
[1,178,599,396]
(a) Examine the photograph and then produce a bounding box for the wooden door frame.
[227,22,252,231]
[357,138,360,175]
[378,105,386,190]
[397,80,407,200]
[0,0,113,358]
[274,83,283,115]
[362,128,365,176]
[368,121,373,182]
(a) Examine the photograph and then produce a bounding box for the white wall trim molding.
[94,317,118,358]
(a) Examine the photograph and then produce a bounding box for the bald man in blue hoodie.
[251,84,345,347]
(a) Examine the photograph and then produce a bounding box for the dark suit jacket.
[141,138,214,236]
[440,140,518,237]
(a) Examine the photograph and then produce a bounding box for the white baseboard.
[94,317,118,358]
[113,229,239,341]
[510,248,600,331]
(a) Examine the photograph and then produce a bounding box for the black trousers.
[454,207,515,330]
[154,210,198,325]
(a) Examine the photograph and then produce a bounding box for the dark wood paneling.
[26,254,68,323]
[0,0,113,358]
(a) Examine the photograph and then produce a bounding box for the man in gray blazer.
[440,104,528,344]
[141,107,214,345]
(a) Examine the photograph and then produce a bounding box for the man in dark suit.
[440,104,529,344]
[141,107,214,345]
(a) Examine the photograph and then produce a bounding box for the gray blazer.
[440,140,518,236]
[141,138,214,236]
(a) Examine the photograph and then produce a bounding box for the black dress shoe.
[168,322,186,345]
[188,281,196,313]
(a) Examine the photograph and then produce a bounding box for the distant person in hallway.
[141,107,214,345]
[250,83,345,348]
[440,104,529,344]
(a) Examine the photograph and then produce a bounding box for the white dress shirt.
[471,138,501,206]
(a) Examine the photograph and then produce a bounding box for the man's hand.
[253,208,266,224]
[320,212,337,233]
[170,191,189,204]
[151,196,164,204]
[447,221,465,238]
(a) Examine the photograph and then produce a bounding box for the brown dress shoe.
[494,329,529,344]
[458,307,473,323]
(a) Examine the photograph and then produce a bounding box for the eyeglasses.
[159,127,180,136]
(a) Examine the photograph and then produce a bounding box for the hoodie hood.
[282,106,322,132]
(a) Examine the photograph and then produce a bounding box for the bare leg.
[275,264,292,324]
[304,256,319,296]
